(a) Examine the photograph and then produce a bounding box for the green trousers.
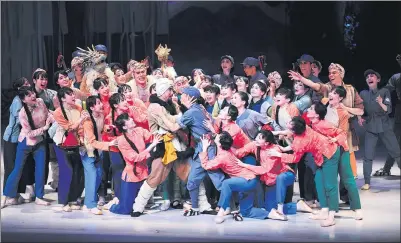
[315,147,340,212]
[338,150,361,210]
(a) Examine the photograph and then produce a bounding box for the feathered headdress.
[155,44,171,72]
[76,45,106,70]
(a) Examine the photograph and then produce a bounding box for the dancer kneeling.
[267,116,341,227]
[200,132,278,224]
[235,130,312,221]
[105,113,161,215]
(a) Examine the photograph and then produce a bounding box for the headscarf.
[328,63,345,79]
[267,71,282,89]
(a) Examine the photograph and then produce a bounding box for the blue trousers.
[187,145,225,208]
[110,178,143,215]
[264,172,295,212]
[81,153,103,209]
[242,155,265,208]
[3,139,46,199]
[109,151,125,199]
[54,145,84,205]
[219,177,269,219]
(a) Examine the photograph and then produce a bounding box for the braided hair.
[86,95,101,159]
[115,113,140,175]
[18,87,37,130]
[255,130,276,166]
[57,87,74,121]
[109,93,126,136]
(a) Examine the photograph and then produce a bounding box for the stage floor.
[1,149,400,242]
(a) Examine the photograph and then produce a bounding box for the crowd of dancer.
[2,44,400,227]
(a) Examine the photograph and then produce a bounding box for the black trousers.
[296,154,318,202]
[97,151,112,197]
[3,141,35,193]
[204,173,220,205]
[384,106,401,171]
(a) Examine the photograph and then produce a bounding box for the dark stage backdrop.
[1,1,401,122]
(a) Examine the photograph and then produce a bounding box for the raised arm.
[288,70,320,91]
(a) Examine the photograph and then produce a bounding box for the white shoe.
[268,208,288,221]
[354,209,363,220]
[90,207,103,215]
[35,198,50,206]
[223,207,231,216]
[214,208,226,224]
[309,209,328,220]
[160,200,171,211]
[214,216,225,224]
[19,193,33,202]
[321,217,336,227]
[83,205,103,215]
[297,200,313,213]
[103,197,119,210]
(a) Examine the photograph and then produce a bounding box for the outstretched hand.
[109,139,119,147]
[181,95,196,109]
[201,134,211,151]
[152,134,163,146]
[203,120,215,133]
[287,70,303,81]
[358,116,365,126]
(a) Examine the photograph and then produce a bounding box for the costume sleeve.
[149,105,181,132]
[82,119,110,151]
[10,98,22,127]
[178,110,194,128]
[141,128,154,144]
[316,82,331,96]
[199,151,222,170]
[281,146,304,164]
[235,142,256,159]
[337,109,350,132]
[19,101,49,138]
[243,164,269,175]
[53,108,74,131]
[293,96,311,114]
[254,111,268,126]
[118,137,150,164]
[19,109,46,138]
[353,88,364,109]
[382,89,392,114]
[131,99,148,124]
[260,101,272,118]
